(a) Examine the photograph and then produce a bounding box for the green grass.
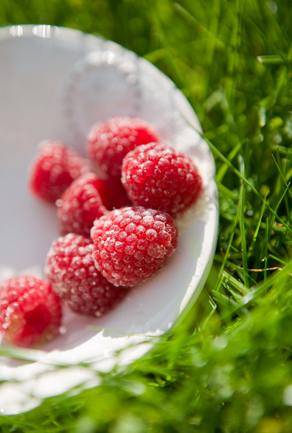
[2,0,292,431]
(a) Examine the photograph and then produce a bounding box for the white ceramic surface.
[0,25,218,414]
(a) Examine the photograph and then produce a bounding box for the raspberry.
[45,233,129,317]
[87,117,159,178]
[29,140,93,204]
[57,173,108,237]
[0,276,62,347]
[121,143,202,217]
[90,207,178,287]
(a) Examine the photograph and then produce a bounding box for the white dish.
[0,25,218,414]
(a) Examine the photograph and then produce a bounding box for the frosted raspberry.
[57,173,108,237]
[122,143,202,217]
[91,207,178,287]
[87,117,159,178]
[29,140,93,204]
[45,234,129,317]
[0,276,62,347]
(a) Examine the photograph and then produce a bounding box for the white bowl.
[0,25,218,414]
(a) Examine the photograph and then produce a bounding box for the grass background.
[1,0,292,431]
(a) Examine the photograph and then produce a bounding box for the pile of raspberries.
[0,117,202,347]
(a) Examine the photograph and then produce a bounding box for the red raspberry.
[87,117,159,178]
[57,173,108,237]
[91,207,178,287]
[29,140,93,204]
[121,143,202,217]
[45,233,129,317]
[0,276,62,347]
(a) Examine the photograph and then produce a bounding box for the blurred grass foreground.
[2,0,292,431]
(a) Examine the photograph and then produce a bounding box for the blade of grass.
[216,215,238,291]
[238,155,249,288]
[248,193,267,255]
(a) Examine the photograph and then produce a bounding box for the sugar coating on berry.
[29,140,93,204]
[45,233,129,317]
[0,276,62,347]
[87,117,160,178]
[57,173,108,237]
[90,207,178,287]
[121,143,202,217]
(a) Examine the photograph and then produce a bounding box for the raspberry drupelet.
[87,117,160,178]
[0,276,62,347]
[29,140,93,204]
[57,173,108,237]
[90,207,178,287]
[45,233,129,317]
[122,142,202,217]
